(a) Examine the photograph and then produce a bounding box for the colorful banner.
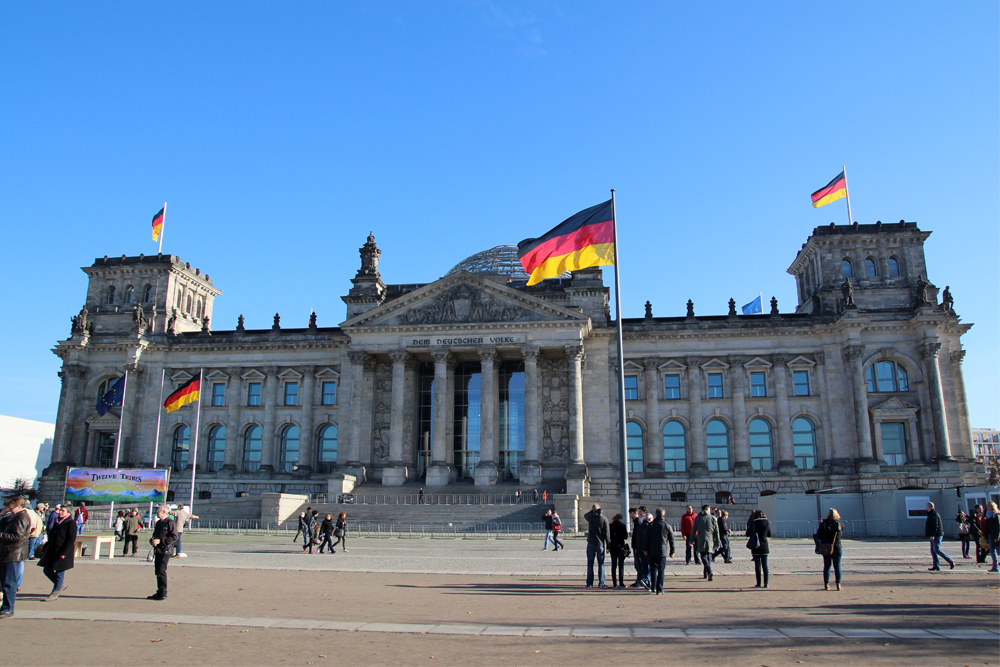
[65,468,170,503]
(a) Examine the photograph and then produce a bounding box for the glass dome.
[447,245,569,281]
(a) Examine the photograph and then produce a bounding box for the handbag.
[958,522,970,535]
[746,532,760,551]
[334,528,345,538]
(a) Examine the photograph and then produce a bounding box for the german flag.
[151,206,165,241]
[517,199,615,286]
[164,374,200,413]
[811,171,848,208]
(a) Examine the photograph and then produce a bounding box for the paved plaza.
[3,534,998,666]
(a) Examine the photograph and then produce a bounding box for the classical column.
[259,366,279,473]
[358,355,378,467]
[566,344,586,466]
[920,340,953,463]
[686,357,707,474]
[298,365,316,473]
[814,351,835,466]
[345,351,367,470]
[729,355,750,471]
[906,417,921,463]
[871,416,885,462]
[382,350,410,486]
[519,345,542,486]
[773,354,795,470]
[51,364,85,466]
[475,347,499,486]
[426,349,453,486]
[643,358,663,474]
[948,349,974,459]
[843,345,875,467]
[119,364,144,467]
[223,367,242,470]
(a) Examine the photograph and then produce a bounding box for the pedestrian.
[629,507,650,589]
[533,489,539,503]
[816,508,843,590]
[26,502,45,560]
[122,508,142,556]
[584,504,610,588]
[969,505,988,564]
[542,509,555,551]
[147,504,178,600]
[173,503,199,558]
[728,495,736,506]
[692,505,720,581]
[551,512,564,551]
[956,509,972,559]
[746,509,772,588]
[712,510,732,563]
[293,512,306,544]
[925,501,954,571]
[680,505,697,565]
[609,513,629,589]
[418,487,425,504]
[0,496,31,618]
[332,512,348,552]
[39,504,76,601]
[516,489,522,504]
[301,511,315,554]
[542,490,548,503]
[74,502,88,535]
[114,510,125,542]
[318,514,335,554]
[642,508,675,595]
[984,501,999,573]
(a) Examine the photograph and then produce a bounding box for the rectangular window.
[322,381,337,405]
[750,372,766,397]
[284,382,298,406]
[881,422,908,465]
[793,370,810,396]
[247,382,262,406]
[211,383,225,407]
[624,375,638,400]
[707,373,724,399]
[664,374,681,399]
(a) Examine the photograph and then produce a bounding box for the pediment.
[623,360,645,372]
[658,359,686,371]
[277,368,303,380]
[787,355,816,368]
[169,370,196,384]
[315,367,340,379]
[205,369,229,381]
[700,358,730,370]
[870,397,919,413]
[743,357,772,370]
[341,271,591,328]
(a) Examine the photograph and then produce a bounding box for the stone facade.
[39,224,987,505]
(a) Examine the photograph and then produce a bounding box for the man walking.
[692,505,721,581]
[712,510,733,563]
[173,503,198,558]
[148,505,178,600]
[642,508,675,595]
[925,501,955,571]
[584,504,610,588]
[542,509,555,551]
[680,505,697,565]
[0,496,31,618]
[73,502,88,535]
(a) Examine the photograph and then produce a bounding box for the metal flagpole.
[609,189,631,523]
[158,202,166,255]
[150,368,166,520]
[188,370,204,510]
[109,369,129,525]
[842,166,853,225]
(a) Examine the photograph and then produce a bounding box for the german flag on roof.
[517,199,615,287]
[811,171,848,208]
[164,374,201,413]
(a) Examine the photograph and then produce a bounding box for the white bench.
[73,534,115,560]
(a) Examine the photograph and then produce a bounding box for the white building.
[0,414,54,488]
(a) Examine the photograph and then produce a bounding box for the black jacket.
[0,510,31,563]
[151,516,178,554]
[631,516,647,551]
[643,517,675,559]
[746,517,771,555]
[609,518,629,553]
[985,513,1000,541]
[320,518,335,536]
[585,509,610,546]
[543,514,554,531]
[925,509,944,538]
[40,516,76,572]
[816,518,843,553]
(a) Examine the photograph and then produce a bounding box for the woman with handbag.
[332,512,348,553]
[745,509,771,588]
[817,508,843,590]
[551,512,564,551]
[38,504,76,601]
[955,510,972,559]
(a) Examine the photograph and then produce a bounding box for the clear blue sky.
[2,2,997,428]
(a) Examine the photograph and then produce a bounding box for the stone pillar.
[920,340,954,465]
[643,358,663,474]
[475,348,499,486]
[843,345,876,470]
[519,345,542,486]
[119,364,143,467]
[345,351,367,474]
[426,349,453,486]
[686,357,707,474]
[51,364,85,466]
[773,354,795,470]
[729,355,750,472]
[814,351,835,466]
[382,350,410,486]
[259,366,279,473]
[564,344,588,494]
[223,367,242,470]
[357,355,377,467]
[906,417,921,464]
[948,349,974,459]
[298,365,316,473]
[871,417,885,462]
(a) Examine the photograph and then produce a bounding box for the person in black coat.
[317,514,335,554]
[584,504,610,588]
[924,502,954,571]
[746,509,772,588]
[816,508,843,590]
[608,513,629,589]
[642,508,675,595]
[984,501,999,573]
[39,505,76,600]
[629,507,650,589]
[147,505,178,600]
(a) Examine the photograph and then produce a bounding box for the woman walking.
[956,510,972,559]
[332,512,348,553]
[551,512,564,551]
[746,509,771,588]
[816,508,843,590]
[985,501,1000,573]
[114,510,125,542]
[317,514,336,554]
[39,504,76,601]
[608,513,629,589]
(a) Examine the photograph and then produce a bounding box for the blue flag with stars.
[96,376,125,416]
[741,295,763,315]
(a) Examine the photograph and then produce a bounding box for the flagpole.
[110,369,129,525]
[609,189,631,523]
[150,368,166,521]
[842,166,853,225]
[188,369,204,511]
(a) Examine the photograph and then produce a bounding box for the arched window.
[865,360,909,393]
[792,417,817,469]
[888,257,901,277]
[662,421,686,473]
[279,425,300,473]
[841,259,854,278]
[748,418,773,470]
[706,419,730,471]
[865,258,878,277]
[626,422,644,473]
[106,285,117,304]
[207,425,226,472]
[172,425,190,471]
[317,425,338,473]
[243,425,262,472]
[124,285,135,304]
[143,284,153,303]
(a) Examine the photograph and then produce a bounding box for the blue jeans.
[174,533,183,555]
[988,536,999,570]
[586,542,606,587]
[43,563,65,591]
[27,536,39,559]
[822,550,842,583]
[648,556,666,593]
[634,552,649,585]
[0,561,19,613]
[929,536,953,568]
[753,554,769,586]
[698,551,712,577]
[543,530,554,550]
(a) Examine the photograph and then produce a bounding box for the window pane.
[212,383,225,407]
[880,422,907,465]
[243,426,262,472]
[706,419,729,471]
[664,374,681,399]
[663,421,686,472]
[876,361,896,392]
[865,258,877,277]
[280,426,300,472]
[248,382,261,406]
[749,418,773,470]
[172,425,190,470]
[626,421,644,473]
[793,371,810,396]
[624,375,638,400]
[896,365,909,392]
[841,259,853,278]
[888,257,901,276]
[284,382,298,406]
[207,426,226,472]
[793,417,817,469]
[318,425,338,464]
[750,372,766,397]
[322,381,336,405]
[708,373,724,398]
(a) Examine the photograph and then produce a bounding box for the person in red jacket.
[680,505,697,565]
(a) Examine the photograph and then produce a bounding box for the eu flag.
[96,376,125,416]
[741,295,763,315]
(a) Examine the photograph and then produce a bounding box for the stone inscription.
[403,334,526,348]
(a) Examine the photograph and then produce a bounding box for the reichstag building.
[41,221,986,505]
